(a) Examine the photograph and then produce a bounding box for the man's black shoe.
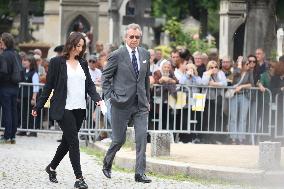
[102,168,111,178]
[27,132,37,137]
[74,177,88,189]
[16,132,27,136]
[45,165,58,183]
[134,174,152,183]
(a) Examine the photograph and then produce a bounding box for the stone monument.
[219,0,246,59]
[60,0,99,50]
[277,28,284,60]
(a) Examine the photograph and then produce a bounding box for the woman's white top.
[65,60,86,110]
[174,69,187,84]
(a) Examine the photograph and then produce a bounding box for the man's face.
[125,28,141,49]
[255,49,265,62]
[194,55,203,66]
[222,59,231,70]
[156,50,162,60]
[96,43,103,53]
[171,52,180,64]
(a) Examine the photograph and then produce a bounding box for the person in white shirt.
[32,32,103,189]
[88,54,102,85]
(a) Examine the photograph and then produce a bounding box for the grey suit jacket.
[102,46,150,110]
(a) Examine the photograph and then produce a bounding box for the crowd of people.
[1,32,284,146]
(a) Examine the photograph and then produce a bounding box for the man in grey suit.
[101,23,151,183]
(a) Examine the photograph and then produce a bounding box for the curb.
[87,142,284,186]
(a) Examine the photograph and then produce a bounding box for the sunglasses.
[129,35,140,39]
[89,60,97,63]
[210,66,218,69]
[248,60,256,63]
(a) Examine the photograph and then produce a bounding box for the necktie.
[131,50,139,78]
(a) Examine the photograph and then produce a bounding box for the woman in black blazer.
[32,32,102,189]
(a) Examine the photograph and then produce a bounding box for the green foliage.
[270,49,278,61]
[197,0,219,10]
[0,0,12,16]
[207,9,220,36]
[0,0,44,17]
[154,45,172,59]
[152,0,189,20]
[276,0,284,21]
[163,18,215,53]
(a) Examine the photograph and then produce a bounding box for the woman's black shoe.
[45,165,58,183]
[74,177,88,189]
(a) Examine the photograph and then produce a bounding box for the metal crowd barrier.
[0,82,283,143]
[150,84,272,136]
[274,92,284,138]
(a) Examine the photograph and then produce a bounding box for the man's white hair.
[124,23,142,37]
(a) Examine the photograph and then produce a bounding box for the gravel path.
[0,135,249,189]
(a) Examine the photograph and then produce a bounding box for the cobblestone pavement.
[0,135,248,189]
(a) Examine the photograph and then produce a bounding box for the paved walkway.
[0,134,247,189]
[146,143,284,169]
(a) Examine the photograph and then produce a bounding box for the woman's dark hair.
[1,32,15,49]
[247,54,257,63]
[25,54,38,72]
[179,48,191,61]
[63,32,86,59]
[247,54,260,84]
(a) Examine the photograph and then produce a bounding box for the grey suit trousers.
[103,103,148,175]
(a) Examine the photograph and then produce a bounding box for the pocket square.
[142,60,147,63]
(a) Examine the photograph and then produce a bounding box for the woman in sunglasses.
[247,54,263,141]
[228,57,254,145]
[201,60,227,144]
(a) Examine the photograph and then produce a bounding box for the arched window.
[67,15,90,37]
[126,0,135,16]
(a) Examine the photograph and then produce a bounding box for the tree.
[188,0,219,38]
[152,0,189,20]
[164,17,215,53]
[244,0,278,58]
[152,0,219,39]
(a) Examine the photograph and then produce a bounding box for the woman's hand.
[259,85,266,92]
[97,100,107,115]
[235,85,242,93]
[31,110,37,117]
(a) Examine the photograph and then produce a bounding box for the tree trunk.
[244,0,277,58]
